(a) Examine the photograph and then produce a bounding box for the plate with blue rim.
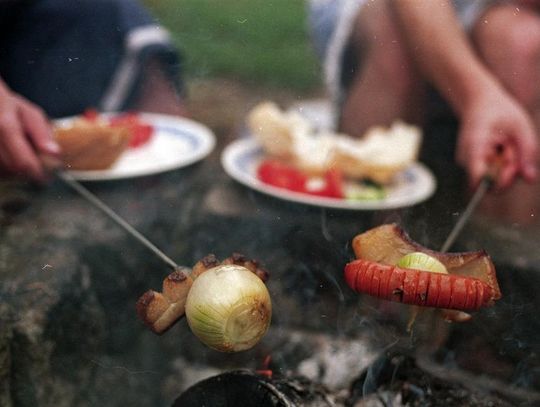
[221,137,437,210]
[54,113,216,181]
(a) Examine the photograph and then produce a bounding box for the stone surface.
[1,119,540,406]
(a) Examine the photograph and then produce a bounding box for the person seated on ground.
[308,0,539,190]
[0,0,187,182]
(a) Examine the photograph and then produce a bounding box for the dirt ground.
[185,78,324,143]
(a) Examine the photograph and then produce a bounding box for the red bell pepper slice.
[109,113,154,148]
[308,168,344,199]
[257,159,308,193]
[257,159,345,198]
[83,108,99,121]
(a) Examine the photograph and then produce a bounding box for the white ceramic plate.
[54,113,216,181]
[221,138,437,210]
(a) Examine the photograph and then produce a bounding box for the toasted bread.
[247,102,422,184]
[246,102,295,159]
[54,119,131,170]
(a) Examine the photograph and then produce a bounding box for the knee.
[476,8,540,104]
[498,20,540,104]
[502,19,540,67]
[353,0,418,97]
[368,46,417,97]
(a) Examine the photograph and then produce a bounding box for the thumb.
[512,122,538,182]
[457,126,486,188]
[468,150,488,188]
[17,98,60,156]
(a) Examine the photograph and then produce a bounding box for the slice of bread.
[54,119,131,170]
[246,102,295,159]
[333,122,421,184]
[247,102,422,184]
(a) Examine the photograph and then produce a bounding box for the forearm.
[391,0,503,116]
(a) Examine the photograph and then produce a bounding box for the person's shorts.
[307,0,500,125]
[0,0,183,118]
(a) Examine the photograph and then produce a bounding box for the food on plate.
[54,118,131,170]
[256,158,387,200]
[257,159,344,199]
[136,253,271,353]
[247,102,422,185]
[105,112,154,148]
[54,110,154,171]
[344,224,501,321]
[81,109,154,149]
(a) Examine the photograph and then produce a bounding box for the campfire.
[172,344,529,406]
[3,100,539,407]
[158,225,540,406]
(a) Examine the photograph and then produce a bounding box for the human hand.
[456,86,538,189]
[0,83,61,182]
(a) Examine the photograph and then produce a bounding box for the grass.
[145,0,322,92]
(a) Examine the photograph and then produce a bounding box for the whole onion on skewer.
[136,254,272,352]
[186,264,272,352]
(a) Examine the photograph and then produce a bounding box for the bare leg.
[339,0,426,137]
[472,4,540,127]
[132,58,188,117]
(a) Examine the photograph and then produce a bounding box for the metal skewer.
[440,149,503,252]
[57,171,180,271]
[440,176,492,253]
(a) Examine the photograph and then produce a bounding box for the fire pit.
[1,120,540,407]
[169,211,540,406]
[172,352,517,407]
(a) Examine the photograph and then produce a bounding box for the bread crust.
[54,120,131,170]
[247,102,422,184]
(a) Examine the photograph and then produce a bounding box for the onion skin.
[397,252,448,274]
[185,264,272,353]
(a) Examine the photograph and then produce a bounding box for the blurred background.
[145,0,323,138]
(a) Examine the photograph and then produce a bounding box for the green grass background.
[145,0,322,91]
